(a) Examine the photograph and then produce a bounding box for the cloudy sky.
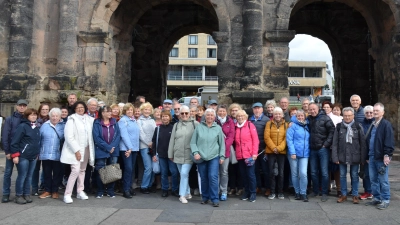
[289,34,333,77]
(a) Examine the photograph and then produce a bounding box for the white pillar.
[202,66,205,80]
[182,66,184,80]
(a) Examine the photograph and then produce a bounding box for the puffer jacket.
[249,113,270,151]
[10,119,41,160]
[286,117,310,158]
[234,120,259,160]
[308,111,335,150]
[118,115,140,152]
[216,116,235,158]
[168,120,199,164]
[2,111,23,155]
[264,120,288,154]
[39,120,65,161]
[93,118,121,159]
[137,115,156,149]
[331,121,366,164]
[354,106,364,123]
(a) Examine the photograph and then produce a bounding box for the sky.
[289,34,333,77]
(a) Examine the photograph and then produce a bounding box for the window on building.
[207,48,216,58]
[188,48,198,58]
[188,35,198,45]
[167,65,182,80]
[289,67,303,77]
[184,66,202,80]
[289,87,312,96]
[207,35,216,45]
[169,48,178,57]
[304,68,322,77]
[205,66,217,80]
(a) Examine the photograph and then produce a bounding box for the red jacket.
[216,117,235,158]
[234,120,259,160]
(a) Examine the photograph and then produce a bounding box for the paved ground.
[0,155,399,225]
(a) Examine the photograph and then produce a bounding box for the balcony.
[167,75,218,87]
[167,75,218,81]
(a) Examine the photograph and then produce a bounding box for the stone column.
[57,0,79,75]
[7,0,34,74]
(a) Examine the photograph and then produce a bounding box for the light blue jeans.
[176,163,192,197]
[140,148,153,189]
[287,155,308,195]
[369,156,390,203]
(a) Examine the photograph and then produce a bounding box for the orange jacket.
[264,120,288,154]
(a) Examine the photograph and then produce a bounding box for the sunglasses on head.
[180,112,189,115]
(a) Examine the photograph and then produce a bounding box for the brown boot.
[337,195,347,203]
[52,192,59,199]
[352,196,359,204]
[39,192,51,199]
[264,189,271,197]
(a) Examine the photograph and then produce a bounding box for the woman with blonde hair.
[110,104,121,121]
[228,103,242,123]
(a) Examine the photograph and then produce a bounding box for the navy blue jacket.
[10,119,41,160]
[366,118,394,160]
[361,117,374,135]
[92,118,121,159]
[249,113,270,151]
[354,106,364,123]
[2,111,24,155]
[152,124,174,158]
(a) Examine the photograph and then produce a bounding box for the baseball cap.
[17,99,28,105]
[163,99,172,104]
[208,99,218,105]
[252,102,263,108]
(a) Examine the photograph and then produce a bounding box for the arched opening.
[289,34,334,101]
[289,1,384,106]
[109,0,219,104]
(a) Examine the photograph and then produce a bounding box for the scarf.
[342,120,355,143]
[237,120,247,128]
[218,116,227,125]
[273,120,283,128]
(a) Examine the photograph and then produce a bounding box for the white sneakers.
[185,194,192,199]
[63,195,73,204]
[77,191,89,200]
[179,196,188,204]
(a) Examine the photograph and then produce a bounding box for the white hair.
[205,108,216,116]
[49,108,61,117]
[350,94,361,101]
[273,107,283,114]
[364,105,373,114]
[87,98,98,105]
[265,100,276,107]
[342,107,355,115]
[374,102,385,111]
[180,105,189,112]
[118,102,125,107]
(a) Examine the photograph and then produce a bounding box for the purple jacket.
[216,116,235,157]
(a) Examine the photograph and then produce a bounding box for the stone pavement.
[0,155,399,225]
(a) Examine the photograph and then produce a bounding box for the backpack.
[175,120,196,132]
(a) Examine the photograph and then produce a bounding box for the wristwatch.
[384,154,389,157]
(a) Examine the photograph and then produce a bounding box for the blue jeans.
[309,148,329,195]
[159,157,178,191]
[122,151,138,192]
[15,158,37,196]
[255,153,269,189]
[2,158,14,195]
[31,160,41,192]
[140,148,153,189]
[369,156,390,203]
[176,163,192,197]
[288,155,308,195]
[339,164,359,196]
[238,159,256,197]
[362,162,372,193]
[95,157,118,196]
[198,157,219,203]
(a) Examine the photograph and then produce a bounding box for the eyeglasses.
[174,108,180,111]
[365,112,373,114]
[180,112,189,115]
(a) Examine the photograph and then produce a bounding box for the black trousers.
[267,154,285,193]
[228,163,243,189]
[42,160,63,193]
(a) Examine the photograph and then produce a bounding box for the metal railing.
[167,75,218,81]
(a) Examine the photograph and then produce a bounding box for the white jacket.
[60,114,95,166]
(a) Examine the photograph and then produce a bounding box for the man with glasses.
[359,105,374,200]
[172,103,181,124]
[365,103,394,210]
[279,97,290,121]
[2,99,28,203]
[87,98,99,118]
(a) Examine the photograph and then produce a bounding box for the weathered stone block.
[231,90,274,104]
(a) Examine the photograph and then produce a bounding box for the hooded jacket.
[286,117,310,158]
[137,115,156,149]
[10,119,40,160]
[39,120,65,161]
[234,120,259,160]
[216,116,235,158]
[264,119,288,155]
[190,121,225,161]
[168,120,198,164]
[308,110,335,150]
[118,115,140,152]
[93,118,121,159]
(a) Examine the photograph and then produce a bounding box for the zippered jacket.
[118,115,140,152]
[93,118,121,159]
[10,119,40,160]
[39,120,65,161]
[264,120,288,154]
[286,117,310,158]
[2,111,23,155]
[234,120,259,160]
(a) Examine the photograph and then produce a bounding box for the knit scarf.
[342,120,355,143]
[218,116,227,125]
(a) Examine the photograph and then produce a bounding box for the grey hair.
[296,109,306,117]
[273,107,283,114]
[49,108,61,117]
[67,93,77,98]
[342,107,355,115]
[350,94,361,101]
[180,105,189,112]
[205,108,216,116]
[374,102,385,111]
[190,106,198,112]
[364,105,373,114]
[87,98,98,105]
[280,97,289,103]
[265,100,276,107]
[302,98,310,103]
[190,97,199,103]
[98,101,105,106]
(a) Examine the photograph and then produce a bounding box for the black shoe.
[150,187,157,193]
[14,195,26,204]
[212,202,219,207]
[1,195,10,203]
[302,195,309,202]
[162,190,168,197]
[140,188,150,194]
[294,193,301,200]
[23,195,32,203]
[201,200,210,205]
[129,188,136,196]
[123,191,132,199]
[171,190,180,197]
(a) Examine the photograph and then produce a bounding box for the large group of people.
[0,94,394,210]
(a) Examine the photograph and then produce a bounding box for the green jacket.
[168,120,198,164]
[190,121,225,161]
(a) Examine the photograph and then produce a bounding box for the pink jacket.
[216,116,235,157]
[234,120,259,160]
